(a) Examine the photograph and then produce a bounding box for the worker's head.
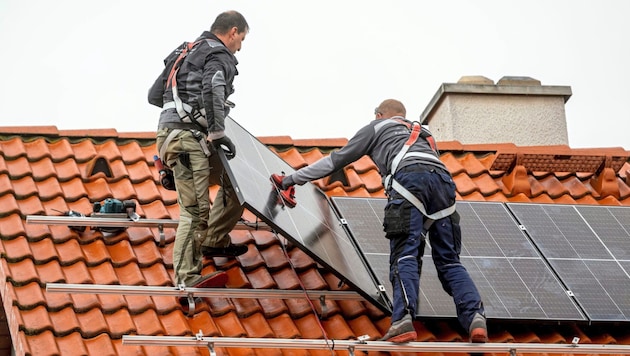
[211,10,249,54]
[374,99,406,119]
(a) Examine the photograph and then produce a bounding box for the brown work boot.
[378,314,417,343]
[469,313,488,343]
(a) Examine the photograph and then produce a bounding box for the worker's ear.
[229,26,239,38]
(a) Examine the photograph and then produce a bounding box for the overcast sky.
[1,0,629,149]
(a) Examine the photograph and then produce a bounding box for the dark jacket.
[148,32,238,134]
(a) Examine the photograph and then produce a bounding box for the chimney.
[420,76,572,146]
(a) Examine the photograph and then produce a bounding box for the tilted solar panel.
[218,117,389,311]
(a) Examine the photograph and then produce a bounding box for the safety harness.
[163,39,225,128]
[383,120,456,229]
[158,39,227,161]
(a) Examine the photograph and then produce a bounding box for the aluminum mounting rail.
[45,283,362,300]
[122,335,630,355]
[26,214,179,228]
[26,215,270,246]
[46,283,363,317]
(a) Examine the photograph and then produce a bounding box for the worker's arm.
[283,124,377,187]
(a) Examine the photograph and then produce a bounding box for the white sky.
[1,0,629,149]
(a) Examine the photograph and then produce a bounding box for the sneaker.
[201,243,248,257]
[378,314,417,343]
[469,313,488,343]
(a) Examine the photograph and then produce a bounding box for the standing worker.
[271,99,487,343]
[148,11,249,292]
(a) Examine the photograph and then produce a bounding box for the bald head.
[375,99,406,119]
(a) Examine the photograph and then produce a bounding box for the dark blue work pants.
[384,165,484,331]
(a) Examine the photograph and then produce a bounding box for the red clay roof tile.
[53,159,82,182]
[0,137,27,159]
[132,309,166,335]
[0,155,7,175]
[213,312,247,337]
[30,237,60,264]
[105,308,136,337]
[241,312,275,338]
[12,282,45,309]
[56,332,89,355]
[232,298,263,319]
[115,263,146,286]
[31,157,57,181]
[267,314,300,338]
[50,307,81,335]
[107,240,137,266]
[36,177,64,202]
[0,194,21,218]
[13,181,40,213]
[119,141,147,164]
[54,238,85,264]
[141,263,172,287]
[87,262,118,285]
[224,266,249,290]
[257,297,289,319]
[21,305,53,334]
[23,329,58,355]
[69,140,98,163]
[244,267,276,290]
[47,139,74,163]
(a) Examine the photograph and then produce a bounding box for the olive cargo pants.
[157,128,243,286]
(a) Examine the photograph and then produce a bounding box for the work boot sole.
[202,245,248,258]
[383,330,417,343]
[469,327,488,343]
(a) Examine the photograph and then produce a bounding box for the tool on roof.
[91,198,140,233]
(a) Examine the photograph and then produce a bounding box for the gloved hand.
[271,173,295,190]
[281,175,295,190]
[212,136,236,160]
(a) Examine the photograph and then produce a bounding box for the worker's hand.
[212,136,236,160]
[281,175,295,190]
[271,173,295,190]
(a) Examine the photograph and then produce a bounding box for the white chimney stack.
[420,76,572,146]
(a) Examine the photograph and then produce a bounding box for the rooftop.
[1,125,629,355]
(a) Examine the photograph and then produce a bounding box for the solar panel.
[507,203,630,321]
[218,117,388,311]
[332,197,585,320]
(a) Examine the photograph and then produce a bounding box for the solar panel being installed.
[507,203,630,321]
[218,117,389,311]
[332,197,586,321]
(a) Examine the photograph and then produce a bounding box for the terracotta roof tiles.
[1,126,630,355]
